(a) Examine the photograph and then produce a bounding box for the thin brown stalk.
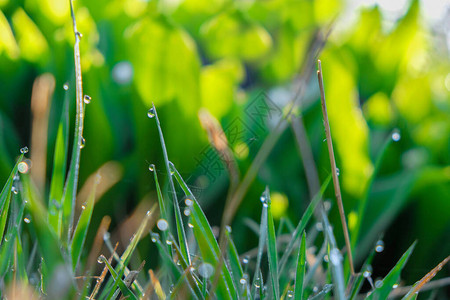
[317,60,355,276]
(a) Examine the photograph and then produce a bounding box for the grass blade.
[0,151,25,242]
[0,203,24,277]
[251,197,268,298]
[48,98,69,237]
[278,174,331,275]
[366,242,416,299]
[61,0,86,243]
[70,175,98,271]
[171,163,237,299]
[225,229,244,290]
[264,187,279,299]
[151,104,190,264]
[98,255,138,300]
[294,231,306,300]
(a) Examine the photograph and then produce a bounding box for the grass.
[0,2,449,300]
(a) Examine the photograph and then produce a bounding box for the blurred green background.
[0,0,449,290]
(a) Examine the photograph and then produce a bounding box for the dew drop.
[363,270,372,278]
[375,280,383,288]
[198,262,214,278]
[393,283,399,289]
[183,208,191,216]
[242,256,249,264]
[240,277,247,285]
[188,223,194,228]
[20,146,29,154]
[24,217,31,224]
[329,248,342,266]
[147,108,155,118]
[185,198,193,207]
[260,196,265,203]
[336,168,340,176]
[375,240,385,253]
[146,210,151,216]
[63,83,69,90]
[166,239,173,245]
[156,219,169,231]
[313,286,318,293]
[148,164,155,172]
[97,255,106,264]
[323,255,329,262]
[76,31,83,39]
[11,186,18,195]
[18,161,29,174]
[315,222,323,231]
[287,290,294,298]
[225,225,232,233]
[81,205,86,210]
[80,137,86,149]
[83,95,91,104]
[103,232,110,241]
[392,129,401,142]
[150,232,159,243]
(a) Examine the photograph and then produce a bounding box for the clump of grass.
[0,2,449,300]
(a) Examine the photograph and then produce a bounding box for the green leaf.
[126,15,201,116]
[265,187,279,299]
[294,231,306,300]
[0,203,24,277]
[70,177,97,271]
[225,229,244,290]
[200,9,272,61]
[366,242,416,300]
[0,9,19,59]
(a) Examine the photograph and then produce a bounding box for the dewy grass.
[1,2,450,300]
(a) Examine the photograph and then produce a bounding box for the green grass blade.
[150,164,170,253]
[171,163,238,299]
[151,104,190,264]
[70,177,97,271]
[15,234,28,282]
[225,229,244,290]
[294,231,306,300]
[349,250,375,300]
[251,198,268,298]
[265,187,280,299]
[99,255,138,300]
[105,204,156,299]
[0,203,24,277]
[0,151,25,242]
[278,174,331,275]
[48,99,69,237]
[61,0,87,243]
[366,242,416,300]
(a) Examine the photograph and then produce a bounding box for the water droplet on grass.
[287,290,294,297]
[20,146,29,154]
[83,95,91,104]
[63,83,69,90]
[225,225,232,233]
[148,164,155,172]
[375,280,383,288]
[329,248,342,266]
[147,108,155,118]
[103,232,110,241]
[157,219,168,231]
[97,255,106,264]
[185,198,193,207]
[183,208,190,216]
[24,217,30,224]
[392,129,401,142]
[150,232,159,243]
[336,168,340,176]
[375,240,385,252]
[80,137,86,149]
[11,186,18,194]
[363,270,372,278]
[242,256,249,264]
[198,262,214,278]
[166,239,173,245]
[18,161,29,174]
[81,205,86,210]
[188,223,194,228]
[393,283,399,289]
[76,31,83,39]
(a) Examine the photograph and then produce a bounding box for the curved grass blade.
[0,151,25,242]
[152,104,190,264]
[348,250,375,300]
[150,165,170,254]
[48,98,69,237]
[278,174,331,276]
[171,163,238,299]
[294,231,306,300]
[70,176,98,271]
[366,242,416,300]
[402,255,450,299]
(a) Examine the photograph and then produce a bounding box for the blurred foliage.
[0,0,449,289]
